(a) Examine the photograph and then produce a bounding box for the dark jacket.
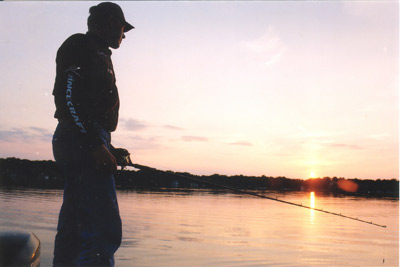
[53,32,120,148]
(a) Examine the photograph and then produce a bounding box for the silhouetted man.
[52,2,133,266]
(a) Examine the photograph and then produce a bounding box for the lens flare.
[337,179,359,193]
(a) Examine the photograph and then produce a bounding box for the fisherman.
[52,2,133,266]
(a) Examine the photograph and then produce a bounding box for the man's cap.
[89,2,134,32]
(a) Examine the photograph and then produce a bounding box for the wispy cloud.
[125,135,163,151]
[229,141,252,146]
[182,136,208,142]
[163,124,184,131]
[243,26,286,65]
[122,118,149,131]
[0,127,52,143]
[121,119,184,132]
[30,127,50,134]
[330,143,363,150]
[368,133,390,141]
[292,127,365,152]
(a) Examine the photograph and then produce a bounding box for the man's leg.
[53,167,80,266]
[75,167,122,266]
[53,124,82,266]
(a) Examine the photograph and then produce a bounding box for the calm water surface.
[0,188,398,266]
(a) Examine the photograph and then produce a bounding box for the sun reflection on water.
[310,192,315,222]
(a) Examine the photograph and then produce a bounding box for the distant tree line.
[0,157,398,197]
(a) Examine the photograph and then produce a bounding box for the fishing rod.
[124,162,386,228]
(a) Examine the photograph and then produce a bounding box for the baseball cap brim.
[124,21,134,32]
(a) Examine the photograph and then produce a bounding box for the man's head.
[87,2,134,49]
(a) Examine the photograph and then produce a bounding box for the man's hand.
[93,144,118,172]
[110,145,132,168]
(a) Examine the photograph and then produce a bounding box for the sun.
[309,171,316,178]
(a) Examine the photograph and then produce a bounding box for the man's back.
[53,32,120,138]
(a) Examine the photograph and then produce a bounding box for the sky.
[0,1,398,179]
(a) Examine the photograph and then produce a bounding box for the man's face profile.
[104,18,126,49]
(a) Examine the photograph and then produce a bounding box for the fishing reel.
[110,145,132,170]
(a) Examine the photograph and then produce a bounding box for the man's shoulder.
[60,33,89,49]
[66,33,87,41]
[57,33,90,60]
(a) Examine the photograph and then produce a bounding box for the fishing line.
[127,163,387,228]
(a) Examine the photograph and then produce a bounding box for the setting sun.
[310,171,316,178]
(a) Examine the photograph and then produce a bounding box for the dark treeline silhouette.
[0,157,398,197]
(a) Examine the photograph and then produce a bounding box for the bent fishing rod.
[124,162,386,228]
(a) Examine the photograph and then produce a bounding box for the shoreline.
[0,157,398,198]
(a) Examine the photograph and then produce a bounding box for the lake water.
[0,188,398,266]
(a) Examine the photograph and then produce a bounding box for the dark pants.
[52,122,122,266]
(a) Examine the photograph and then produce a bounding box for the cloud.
[125,135,163,151]
[30,126,50,134]
[182,136,208,142]
[122,118,149,131]
[330,143,363,150]
[121,119,184,132]
[368,133,390,141]
[0,127,52,143]
[0,130,23,141]
[163,124,184,131]
[229,141,252,146]
[243,26,286,65]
